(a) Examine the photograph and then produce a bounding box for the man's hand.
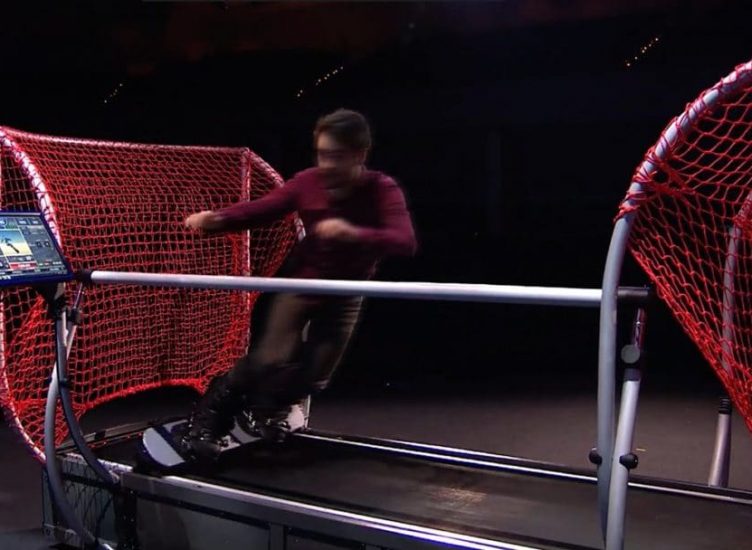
[185,210,224,232]
[315,218,360,241]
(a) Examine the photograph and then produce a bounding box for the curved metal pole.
[54,318,118,485]
[45,371,85,543]
[45,284,116,484]
[45,361,102,548]
[44,301,113,550]
[597,211,635,538]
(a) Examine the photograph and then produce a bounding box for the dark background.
[3,0,750,400]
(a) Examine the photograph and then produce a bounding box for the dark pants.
[225,293,363,417]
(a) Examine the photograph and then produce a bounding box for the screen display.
[0,212,72,285]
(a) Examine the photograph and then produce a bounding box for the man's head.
[314,109,371,185]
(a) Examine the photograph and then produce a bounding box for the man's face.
[316,132,366,185]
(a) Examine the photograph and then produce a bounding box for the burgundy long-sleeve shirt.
[217,167,417,280]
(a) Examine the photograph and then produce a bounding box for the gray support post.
[708,397,733,487]
[606,308,648,550]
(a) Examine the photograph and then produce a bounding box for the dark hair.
[313,109,372,151]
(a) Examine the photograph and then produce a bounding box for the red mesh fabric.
[0,127,298,460]
[620,61,752,431]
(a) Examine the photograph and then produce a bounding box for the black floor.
[2,386,752,549]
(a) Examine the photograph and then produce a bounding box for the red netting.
[620,61,752,431]
[0,127,298,460]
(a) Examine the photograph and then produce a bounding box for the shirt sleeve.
[355,177,417,256]
[214,175,301,230]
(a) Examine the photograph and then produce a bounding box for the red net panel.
[0,127,298,460]
[620,61,752,431]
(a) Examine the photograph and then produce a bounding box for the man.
[183,109,417,459]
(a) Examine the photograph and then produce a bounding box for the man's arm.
[187,177,301,232]
[215,182,299,230]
